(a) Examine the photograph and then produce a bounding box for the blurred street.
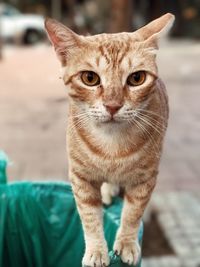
[0,41,200,191]
[0,44,67,181]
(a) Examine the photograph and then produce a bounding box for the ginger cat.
[45,13,174,267]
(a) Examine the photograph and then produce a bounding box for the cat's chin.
[103,119,120,124]
[95,119,129,131]
[96,118,122,125]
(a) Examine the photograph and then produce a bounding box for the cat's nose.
[104,103,122,116]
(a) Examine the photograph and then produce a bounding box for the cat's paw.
[113,239,141,266]
[101,183,119,205]
[82,247,110,267]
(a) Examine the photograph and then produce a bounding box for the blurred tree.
[63,0,76,30]
[0,41,2,60]
[51,0,62,20]
[107,0,133,33]
[0,22,2,60]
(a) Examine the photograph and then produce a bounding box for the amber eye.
[81,71,100,86]
[127,71,146,86]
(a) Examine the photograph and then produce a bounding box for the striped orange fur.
[45,13,175,267]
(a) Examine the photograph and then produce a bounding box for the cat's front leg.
[113,177,156,265]
[70,171,110,267]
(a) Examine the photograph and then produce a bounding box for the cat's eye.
[81,71,100,86]
[127,71,146,86]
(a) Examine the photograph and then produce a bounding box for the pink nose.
[104,103,122,116]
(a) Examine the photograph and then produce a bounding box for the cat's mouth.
[101,117,123,124]
[91,114,125,125]
[105,118,117,123]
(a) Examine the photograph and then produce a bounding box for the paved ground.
[144,192,200,267]
[0,44,67,181]
[1,41,200,265]
[156,40,200,193]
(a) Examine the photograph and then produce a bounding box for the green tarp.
[0,151,143,267]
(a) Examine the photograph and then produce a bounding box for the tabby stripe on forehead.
[95,57,100,67]
[112,50,121,68]
[117,43,131,65]
[99,45,111,65]
[128,58,132,69]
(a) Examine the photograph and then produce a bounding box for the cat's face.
[45,14,174,128]
[61,34,157,125]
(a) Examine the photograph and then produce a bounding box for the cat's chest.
[88,151,155,185]
[69,126,161,184]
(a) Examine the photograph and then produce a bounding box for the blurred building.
[2,0,200,36]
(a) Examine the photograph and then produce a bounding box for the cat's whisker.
[70,117,90,130]
[136,109,165,120]
[68,115,90,134]
[128,118,152,154]
[127,119,150,156]
[73,112,89,119]
[137,123,160,159]
[130,116,161,158]
[136,110,165,125]
[136,111,166,129]
[134,113,162,141]
[134,113,165,136]
[71,113,89,123]
[134,111,164,132]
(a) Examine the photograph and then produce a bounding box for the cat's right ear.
[45,18,80,65]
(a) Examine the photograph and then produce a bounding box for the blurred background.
[0,0,200,266]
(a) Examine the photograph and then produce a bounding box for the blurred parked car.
[0,4,45,44]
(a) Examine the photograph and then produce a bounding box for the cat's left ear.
[45,18,83,65]
[137,13,175,49]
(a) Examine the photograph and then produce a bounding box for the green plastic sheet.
[0,151,143,267]
[0,151,8,184]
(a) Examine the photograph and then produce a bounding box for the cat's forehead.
[80,32,147,71]
[64,31,157,81]
[78,32,154,75]
[86,32,141,49]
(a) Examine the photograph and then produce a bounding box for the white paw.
[113,239,141,266]
[101,183,119,205]
[82,248,110,267]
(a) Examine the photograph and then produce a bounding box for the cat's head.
[45,14,174,128]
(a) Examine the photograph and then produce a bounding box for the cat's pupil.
[87,72,94,82]
[133,72,141,82]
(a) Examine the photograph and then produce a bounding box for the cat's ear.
[137,13,175,49]
[45,18,82,65]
